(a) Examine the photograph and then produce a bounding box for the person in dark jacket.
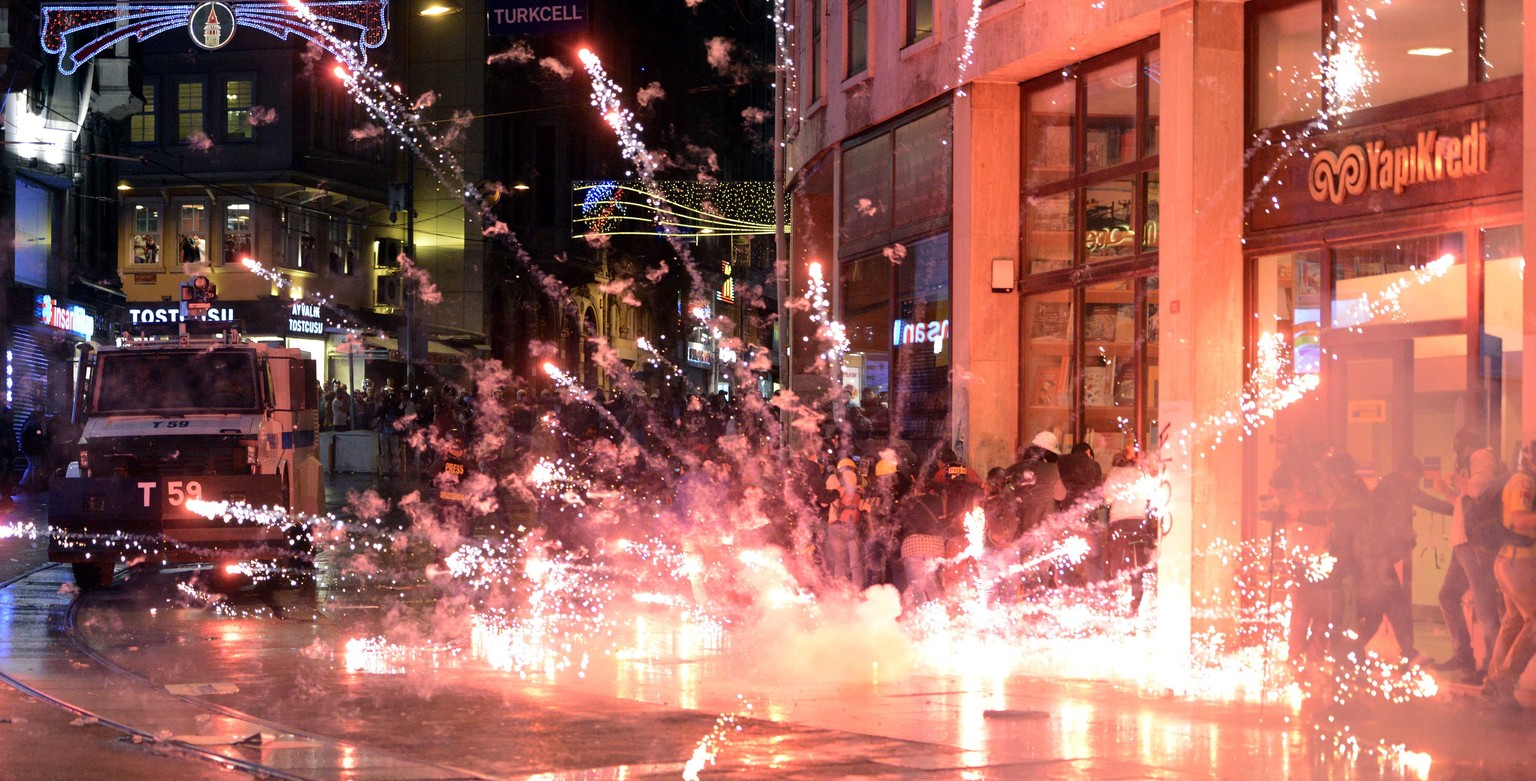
[0,407,15,504]
[896,483,949,609]
[1057,441,1105,584]
[1359,455,1454,661]
[18,409,49,492]
[1320,451,1373,655]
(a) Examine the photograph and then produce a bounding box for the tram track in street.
[0,563,485,781]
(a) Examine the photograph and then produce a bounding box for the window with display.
[1023,46,1159,277]
[1019,41,1160,462]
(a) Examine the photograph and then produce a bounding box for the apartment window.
[178,204,207,264]
[809,0,823,103]
[905,0,933,46]
[177,82,205,142]
[223,203,252,265]
[130,84,156,144]
[224,78,253,140]
[847,0,868,78]
[328,219,354,274]
[131,205,162,264]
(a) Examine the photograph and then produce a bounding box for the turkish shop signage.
[1307,121,1487,204]
[1247,95,1520,233]
[487,0,586,35]
[287,301,325,336]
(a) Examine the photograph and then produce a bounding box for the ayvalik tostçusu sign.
[486,0,586,35]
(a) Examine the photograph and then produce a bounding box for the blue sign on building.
[487,0,587,35]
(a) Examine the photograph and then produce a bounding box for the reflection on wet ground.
[2,477,1534,780]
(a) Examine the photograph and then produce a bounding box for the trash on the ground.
[982,709,1050,720]
[165,682,240,696]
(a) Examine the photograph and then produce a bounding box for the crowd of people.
[1264,427,1536,708]
[798,431,1163,615]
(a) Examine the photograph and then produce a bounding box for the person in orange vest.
[823,456,865,589]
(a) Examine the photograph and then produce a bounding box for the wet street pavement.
[3,476,1536,780]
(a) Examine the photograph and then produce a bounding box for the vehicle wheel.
[71,562,115,591]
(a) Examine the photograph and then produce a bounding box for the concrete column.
[1524,0,1536,446]
[953,82,1022,473]
[1155,0,1247,674]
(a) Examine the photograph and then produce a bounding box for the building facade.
[785,0,1534,646]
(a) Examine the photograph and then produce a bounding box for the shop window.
[223,203,252,265]
[131,205,162,265]
[842,253,892,355]
[846,0,868,78]
[1481,225,1522,457]
[905,0,933,46]
[1252,1,1322,126]
[177,204,207,265]
[891,109,949,225]
[1254,0,1492,127]
[1023,275,1158,464]
[1144,51,1160,157]
[1335,0,1467,111]
[1084,58,1137,173]
[1079,279,1137,439]
[840,106,951,247]
[1022,44,1158,277]
[130,83,156,144]
[176,81,205,143]
[1024,79,1074,189]
[223,78,253,140]
[893,233,950,445]
[1026,191,1074,275]
[1023,290,1073,441]
[1254,251,1323,378]
[1330,233,1465,329]
[840,133,893,243]
[1481,0,1523,80]
[1084,179,1135,264]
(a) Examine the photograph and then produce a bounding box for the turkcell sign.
[487,0,586,35]
[287,301,324,335]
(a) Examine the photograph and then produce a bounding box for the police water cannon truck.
[48,276,324,589]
